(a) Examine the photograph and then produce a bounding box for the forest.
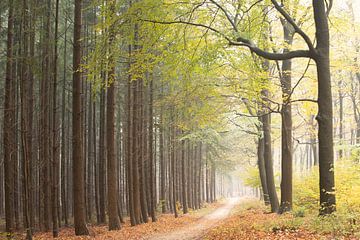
[0,0,360,239]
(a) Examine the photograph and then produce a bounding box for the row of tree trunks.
[1,1,220,236]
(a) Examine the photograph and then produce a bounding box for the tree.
[52,0,60,236]
[148,0,336,214]
[106,0,121,231]
[72,0,90,235]
[3,0,15,234]
[279,15,295,214]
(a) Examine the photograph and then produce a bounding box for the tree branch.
[209,0,238,32]
[271,0,316,53]
[142,17,312,61]
[230,41,311,60]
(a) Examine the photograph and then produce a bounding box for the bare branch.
[209,0,238,32]
[286,58,312,102]
[290,98,318,104]
[271,0,316,53]
[230,41,311,60]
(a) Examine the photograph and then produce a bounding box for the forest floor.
[29,200,224,240]
[204,200,360,240]
[143,197,240,240]
[8,198,360,240]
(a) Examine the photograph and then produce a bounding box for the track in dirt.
[143,197,240,240]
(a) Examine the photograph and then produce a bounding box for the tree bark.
[52,0,60,236]
[106,0,121,230]
[257,136,270,205]
[313,0,336,215]
[181,137,188,214]
[261,90,279,213]
[73,0,89,235]
[279,21,294,214]
[3,0,15,233]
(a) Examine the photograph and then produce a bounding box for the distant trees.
[162,0,336,214]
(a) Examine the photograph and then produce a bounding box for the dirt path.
[144,197,240,240]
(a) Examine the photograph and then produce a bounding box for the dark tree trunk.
[61,10,69,226]
[3,0,15,233]
[106,0,121,230]
[313,0,336,215]
[159,105,166,213]
[171,122,178,218]
[257,136,269,205]
[148,79,156,221]
[181,138,188,214]
[99,83,106,223]
[72,0,89,235]
[20,1,34,238]
[261,91,279,213]
[52,0,60,236]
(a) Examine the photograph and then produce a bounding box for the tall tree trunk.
[148,79,156,221]
[20,0,34,238]
[257,136,269,205]
[262,90,279,213]
[159,105,166,213]
[3,0,15,233]
[313,0,336,215]
[279,21,294,213]
[61,9,69,226]
[99,84,106,224]
[52,0,60,236]
[72,0,89,235]
[181,138,188,214]
[126,62,136,226]
[338,80,344,159]
[106,0,121,230]
[171,120,178,218]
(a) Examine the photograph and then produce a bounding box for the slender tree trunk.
[52,0,60,236]
[139,79,148,223]
[73,0,89,235]
[171,120,178,218]
[338,81,344,159]
[3,0,15,233]
[126,61,136,225]
[262,90,279,213]
[159,106,166,213]
[106,0,121,229]
[279,21,294,213]
[181,138,188,214]
[257,136,269,205]
[148,79,156,221]
[99,84,106,224]
[61,9,69,226]
[20,0,33,238]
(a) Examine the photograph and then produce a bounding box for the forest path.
[144,197,241,240]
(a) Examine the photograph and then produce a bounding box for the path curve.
[144,197,240,240]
